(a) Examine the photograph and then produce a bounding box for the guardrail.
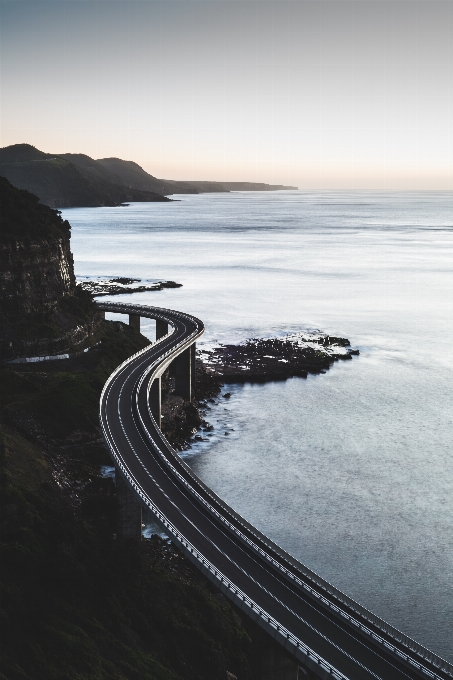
[98,302,453,680]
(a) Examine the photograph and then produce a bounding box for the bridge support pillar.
[156,319,168,341]
[150,376,161,427]
[191,343,196,394]
[116,472,142,539]
[259,645,301,680]
[129,313,140,333]
[174,344,195,401]
[99,310,105,319]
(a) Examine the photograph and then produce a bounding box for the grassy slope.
[0,321,253,680]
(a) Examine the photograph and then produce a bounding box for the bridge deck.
[98,302,452,680]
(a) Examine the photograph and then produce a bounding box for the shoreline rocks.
[161,330,359,451]
[199,332,359,383]
[78,277,182,297]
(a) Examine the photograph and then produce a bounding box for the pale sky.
[1,0,452,189]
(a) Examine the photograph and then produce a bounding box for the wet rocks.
[78,277,182,297]
[200,332,359,383]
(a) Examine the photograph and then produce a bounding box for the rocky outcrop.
[0,177,100,359]
[78,277,182,296]
[200,333,359,383]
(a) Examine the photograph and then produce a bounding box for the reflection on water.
[65,190,453,660]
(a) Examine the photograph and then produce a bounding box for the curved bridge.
[98,301,452,680]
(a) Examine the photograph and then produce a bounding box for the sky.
[0,0,452,190]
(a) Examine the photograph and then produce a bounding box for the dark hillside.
[0,154,106,208]
[96,157,199,195]
[0,143,48,163]
[56,152,171,205]
[59,152,131,185]
[0,175,69,241]
[168,180,229,193]
[0,144,170,208]
[168,180,298,192]
[1,144,297,205]
[221,181,297,191]
[0,321,254,680]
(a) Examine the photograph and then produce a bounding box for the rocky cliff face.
[0,176,100,359]
[1,233,75,320]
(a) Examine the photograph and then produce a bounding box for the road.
[98,302,452,680]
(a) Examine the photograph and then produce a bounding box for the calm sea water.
[64,191,453,661]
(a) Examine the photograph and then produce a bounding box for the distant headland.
[0,143,298,209]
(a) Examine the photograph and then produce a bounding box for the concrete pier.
[259,644,302,680]
[156,319,168,340]
[116,472,142,539]
[129,313,141,333]
[174,345,194,401]
[191,343,196,394]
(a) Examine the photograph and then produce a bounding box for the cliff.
[96,157,199,195]
[165,180,298,192]
[1,144,297,208]
[94,160,298,195]
[0,177,100,359]
[0,144,170,208]
[220,181,297,191]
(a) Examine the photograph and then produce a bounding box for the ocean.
[63,190,453,661]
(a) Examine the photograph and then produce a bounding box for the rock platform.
[199,332,359,383]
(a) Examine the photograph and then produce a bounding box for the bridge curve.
[98,301,452,680]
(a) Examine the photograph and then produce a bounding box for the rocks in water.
[200,332,359,384]
[160,281,183,289]
[77,277,183,297]
[110,277,140,285]
[158,331,359,451]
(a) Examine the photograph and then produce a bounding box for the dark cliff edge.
[0,180,311,680]
[0,177,101,360]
